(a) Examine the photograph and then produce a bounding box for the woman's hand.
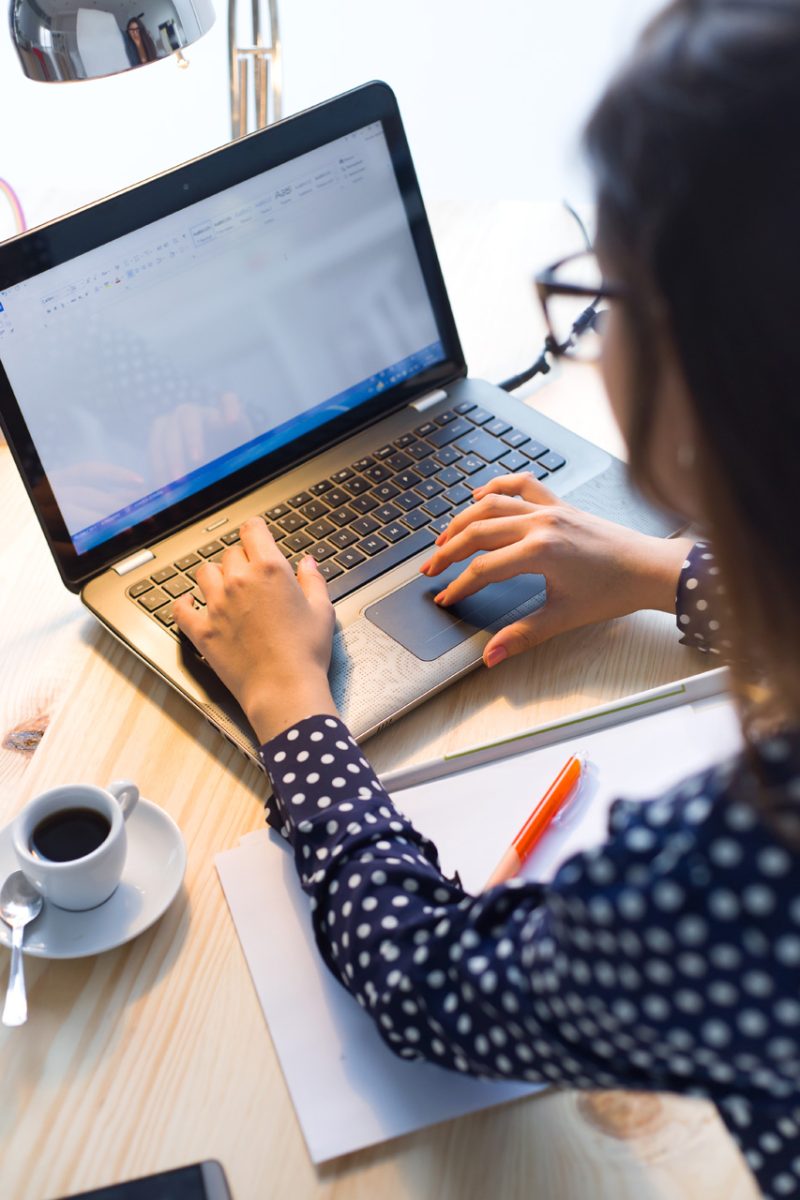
[173,517,337,743]
[420,473,692,669]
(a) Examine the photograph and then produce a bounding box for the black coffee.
[31,807,111,862]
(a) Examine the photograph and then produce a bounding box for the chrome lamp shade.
[9,0,216,82]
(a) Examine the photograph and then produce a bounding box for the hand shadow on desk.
[0,881,191,1132]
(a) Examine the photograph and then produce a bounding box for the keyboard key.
[326,527,437,603]
[352,515,379,537]
[414,458,439,478]
[139,588,169,612]
[529,463,550,481]
[416,478,444,499]
[365,464,392,484]
[265,503,290,521]
[374,444,394,459]
[499,450,530,473]
[502,428,531,450]
[386,451,413,472]
[458,455,485,475]
[485,417,512,437]
[375,503,401,524]
[402,508,429,530]
[198,539,224,557]
[454,401,476,415]
[278,542,294,560]
[351,494,379,514]
[413,421,437,438]
[436,466,463,487]
[429,515,452,536]
[285,532,313,553]
[277,512,307,534]
[422,497,451,519]
[329,528,358,549]
[395,469,422,491]
[335,547,366,569]
[155,602,176,626]
[357,534,389,557]
[308,541,336,562]
[468,463,507,489]
[268,524,286,542]
[190,586,206,606]
[164,576,193,599]
[466,406,494,425]
[331,467,354,483]
[310,479,334,496]
[395,490,422,513]
[128,579,153,598]
[318,560,344,582]
[186,564,202,583]
[300,499,329,521]
[174,553,200,571]
[327,506,357,528]
[352,456,375,472]
[151,565,177,585]
[434,409,457,425]
[373,482,400,502]
[221,529,241,545]
[382,522,409,543]
[522,440,549,461]
[538,451,566,472]
[288,491,312,508]
[325,487,351,508]
[344,476,371,496]
[393,433,415,449]
[455,430,507,463]
[427,417,472,448]
[307,519,336,540]
[435,445,461,467]
[405,439,434,461]
[444,483,472,505]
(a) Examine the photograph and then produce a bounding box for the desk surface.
[0,202,756,1200]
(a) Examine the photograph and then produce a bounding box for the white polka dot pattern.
[675,542,734,657]
[257,544,800,1200]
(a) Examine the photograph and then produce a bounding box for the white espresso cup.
[12,780,139,911]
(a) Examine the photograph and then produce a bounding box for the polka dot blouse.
[260,542,800,1199]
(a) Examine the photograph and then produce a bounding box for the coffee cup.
[12,780,139,911]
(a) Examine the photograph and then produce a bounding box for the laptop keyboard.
[126,401,566,636]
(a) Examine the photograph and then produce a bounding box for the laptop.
[0,83,675,764]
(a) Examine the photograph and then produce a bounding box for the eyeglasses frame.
[534,250,627,361]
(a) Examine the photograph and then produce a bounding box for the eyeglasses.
[534,250,626,363]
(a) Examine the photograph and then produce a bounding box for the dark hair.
[584,0,800,726]
[126,15,159,62]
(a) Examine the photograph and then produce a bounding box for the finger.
[172,592,207,642]
[238,516,286,566]
[219,542,248,576]
[482,605,565,667]
[195,559,224,603]
[423,515,529,577]
[296,555,335,619]
[472,471,558,508]
[423,493,531,559]
[433,544,541,607]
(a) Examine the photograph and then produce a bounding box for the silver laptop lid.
[0,83,465,591]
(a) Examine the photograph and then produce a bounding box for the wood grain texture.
[0,202,756,1200]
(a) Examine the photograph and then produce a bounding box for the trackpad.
[364,556,546,662]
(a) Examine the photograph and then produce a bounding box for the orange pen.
[483,752,586,889]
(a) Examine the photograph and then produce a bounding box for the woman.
[174,2,800,1195]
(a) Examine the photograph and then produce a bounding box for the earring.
[677,444,695,470]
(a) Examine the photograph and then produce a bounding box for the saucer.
[0,798,186,959]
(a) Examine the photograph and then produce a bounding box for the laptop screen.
[0,117,447,559]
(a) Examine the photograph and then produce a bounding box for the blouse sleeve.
[259,714,789,1107]
[676,541,735,657]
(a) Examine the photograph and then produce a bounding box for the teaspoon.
[1,871,43,1027]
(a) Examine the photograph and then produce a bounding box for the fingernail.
[419,560,430,574]
[435,533,446,546]
[434,590,447,605]
[485,646,508,668]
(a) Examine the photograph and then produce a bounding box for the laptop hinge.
[112,548,156,576]
[410,388,448,413]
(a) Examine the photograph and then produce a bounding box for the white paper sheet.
[215,693,744,1164]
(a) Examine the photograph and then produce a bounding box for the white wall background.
[0,1,663,238]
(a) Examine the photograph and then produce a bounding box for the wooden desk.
[0,203,756,1200]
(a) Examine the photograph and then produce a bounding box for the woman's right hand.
[419,473,693,669]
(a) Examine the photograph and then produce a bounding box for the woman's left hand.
[173,517,337,743]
